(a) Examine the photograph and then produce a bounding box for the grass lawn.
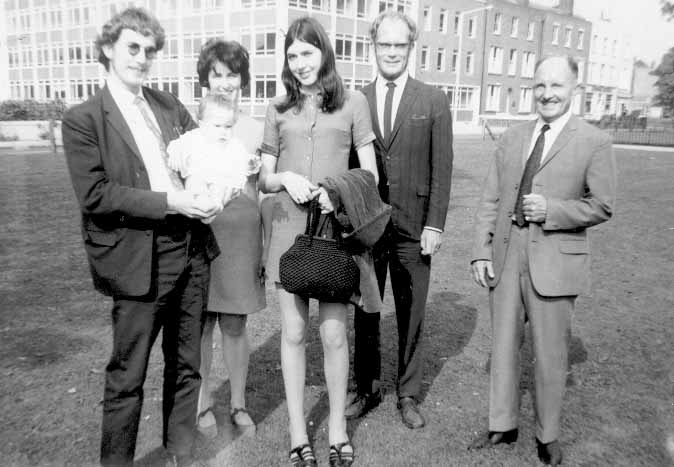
[1,141,673,466]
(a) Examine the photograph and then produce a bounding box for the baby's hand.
[246,154,262,175]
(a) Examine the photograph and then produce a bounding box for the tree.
[651,47,674,114]
[662,0,674,20]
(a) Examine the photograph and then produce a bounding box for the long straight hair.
[276,16,345,114]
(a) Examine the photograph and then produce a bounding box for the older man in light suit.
[469,55,616,465]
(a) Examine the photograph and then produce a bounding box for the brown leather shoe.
[345,389,382,419]
[536,439,563,466]
[397,397,425,429]
[468,429,519,450]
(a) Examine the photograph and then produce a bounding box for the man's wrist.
[423,226,443,233]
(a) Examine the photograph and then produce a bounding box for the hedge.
[0,100,68,121]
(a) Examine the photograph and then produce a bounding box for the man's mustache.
[539,97,560,105]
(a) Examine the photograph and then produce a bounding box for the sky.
[610,0,674,65]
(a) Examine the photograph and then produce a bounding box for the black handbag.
[279,198,360,303]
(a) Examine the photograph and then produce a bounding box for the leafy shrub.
[0,132,19,141]
[0,100,67,121]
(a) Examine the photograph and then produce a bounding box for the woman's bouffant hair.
[276,16,345,114]
[95,7,165,71]
[197,39,251,89]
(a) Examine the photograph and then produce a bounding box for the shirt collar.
[106,75,144,108]
[536,107,572,134]
[376,72,408,93]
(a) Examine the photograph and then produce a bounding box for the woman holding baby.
[189,39,271,436]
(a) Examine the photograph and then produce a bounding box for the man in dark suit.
[62,8,221,466]
[347,10,453,429]
[469,55,616,465]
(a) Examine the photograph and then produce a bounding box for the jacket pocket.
[417,186,430,197]
[559,240,588,254]
[85,229,121,247]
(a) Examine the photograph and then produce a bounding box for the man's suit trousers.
[100,219,209,466]
[489,224,573,443]
[354,225,431,399]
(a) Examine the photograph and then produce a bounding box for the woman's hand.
[312,187,334,214]
[281,172,318,204]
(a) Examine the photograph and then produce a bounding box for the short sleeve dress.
[207,113,266,314]
[260,90,376,284]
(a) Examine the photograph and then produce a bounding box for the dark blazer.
[360,77,453,240]
[472,116,616,296]
[62,85,219,297]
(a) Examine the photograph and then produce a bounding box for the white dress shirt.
[375,72,409,136]
[526,108,573,163]
[106,76,176,193]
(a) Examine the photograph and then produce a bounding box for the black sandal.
[289,444,317,467]
[329,441,354,467]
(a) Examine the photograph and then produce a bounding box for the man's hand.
[167,191,221,219]
[420,228,442,256]
[311,187,334,214]
[471,260,494,288]
[281,172,318,205]
[522,194,547,223]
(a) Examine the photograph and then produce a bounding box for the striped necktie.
[133,96,184,191]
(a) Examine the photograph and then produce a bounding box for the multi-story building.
[632,59,661,118]
[479,0,590,118]
[1,0,419,117]
[415,0,490,124]
[574,0,634,119]
[0,5,8,101]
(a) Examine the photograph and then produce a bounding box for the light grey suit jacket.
[472,115,616,297]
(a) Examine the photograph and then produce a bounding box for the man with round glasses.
[62,7,221,466]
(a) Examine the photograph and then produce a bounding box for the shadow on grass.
[343,290,478,436]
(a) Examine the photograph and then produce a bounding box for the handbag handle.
[304,198,322,237]
[303,199,344,248]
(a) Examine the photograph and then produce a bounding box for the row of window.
[419,46,537,79]
[487,47,538,78]
[420,47,474,75]
[484,84,534,113]
[7,73,377,104]
[551,23,585,50]
[422,7,538,42]
[421,6,586,51]
[7,30,373,68]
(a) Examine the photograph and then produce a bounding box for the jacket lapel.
[361,82,384,145]
[537,115,577,172]
[144,89,175,146]
[387,78,418,149]
[102,86,143,163]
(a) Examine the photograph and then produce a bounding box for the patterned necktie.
[515,123,550,227]
[383,81,396,142]
[133,96,184,191]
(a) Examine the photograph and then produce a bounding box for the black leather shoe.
[345,389,382,419]
[536,439,563,466]
[397,397,425,429]
[468,429,519,450]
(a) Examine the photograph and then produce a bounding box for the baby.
[167,93,261,220]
